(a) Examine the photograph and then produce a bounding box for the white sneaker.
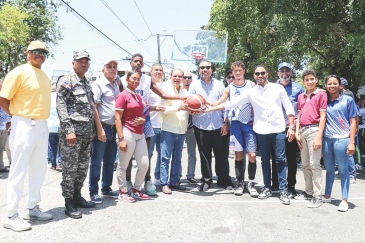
[248,182,259,197]
[4,214,32,232]
[23,205,53,221]
[234,182,244,195]
[321,196,332,203]
[338,202,349,212]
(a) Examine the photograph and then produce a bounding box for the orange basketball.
[185,94,206,111]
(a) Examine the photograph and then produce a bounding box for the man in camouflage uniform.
[56,50,98,219]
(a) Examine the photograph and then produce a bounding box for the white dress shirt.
[223,82,294,135]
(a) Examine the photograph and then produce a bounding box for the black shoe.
[73,190,96,208]
[170,183,186,191]
[65,198,82,219]
[288,186,298,198]
[271,185,280,193]
[187,178,197,184]
[198,181,211,192]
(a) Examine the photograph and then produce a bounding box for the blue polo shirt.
[324,94,359,138]
[277,79,304,127]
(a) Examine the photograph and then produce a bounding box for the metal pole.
[157,34,161,63]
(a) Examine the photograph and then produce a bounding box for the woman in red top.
[115,71,150,202]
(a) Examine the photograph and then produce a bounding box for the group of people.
[0,40,359,233]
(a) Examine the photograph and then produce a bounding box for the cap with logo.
[278,62,292,71]
[340,77,348,86]
[27,40,49,53]
[73,50,91,60]
[103,58,118,65]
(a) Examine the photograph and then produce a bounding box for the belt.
[101,122,115,129]
[300,124,318,133]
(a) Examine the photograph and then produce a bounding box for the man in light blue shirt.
[189,60,233,191]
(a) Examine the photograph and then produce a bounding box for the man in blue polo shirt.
[272,62,304,197]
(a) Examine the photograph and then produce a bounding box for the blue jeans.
[256,132,287,192]
[48,133,59,167]
[150,128,162,180]
[160,130,185,186]
[89,125,117,195]
[323,137,350,200]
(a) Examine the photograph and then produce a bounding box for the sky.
[42,0,214,79]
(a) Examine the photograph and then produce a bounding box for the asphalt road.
[1,145,365,242]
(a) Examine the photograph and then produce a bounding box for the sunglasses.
[227,76,235,79]
[106,65,117,69]
[199,66,211,70]
[184,76,192,79]
[279,69,291,73]
[31,49,49,57]
[254,72,266,76]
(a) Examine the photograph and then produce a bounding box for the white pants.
[6,116,48,217]
[116,127,148,191]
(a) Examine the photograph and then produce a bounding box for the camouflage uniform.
[56,71,95,199]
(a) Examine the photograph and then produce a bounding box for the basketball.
[185,94,206,111]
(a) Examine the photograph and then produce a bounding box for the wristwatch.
[118,136,124,141]
[289,125,295,130]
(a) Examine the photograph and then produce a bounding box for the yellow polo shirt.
[160,82,189,134]
[0,63,51,119]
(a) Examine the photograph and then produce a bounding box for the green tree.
[0,3,29,75]
[209,0,365,91]
[0,0,62,76]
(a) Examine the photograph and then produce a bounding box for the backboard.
[171,29,228,63]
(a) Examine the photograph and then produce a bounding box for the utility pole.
[157,34,161,63]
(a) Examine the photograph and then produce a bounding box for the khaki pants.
[300,126,322,198]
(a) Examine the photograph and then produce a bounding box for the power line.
[57,0,132,56]
[134,0,153,35]
[99,0,158,62]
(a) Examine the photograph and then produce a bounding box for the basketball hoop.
[191,52,206,61]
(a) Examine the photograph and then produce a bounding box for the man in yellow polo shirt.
[0,40,53,232]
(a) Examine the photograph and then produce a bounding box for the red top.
[115,89,144,134]
[298,89,327,126]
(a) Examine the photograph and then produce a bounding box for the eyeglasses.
[184,76,192,79]
[106,65,117,69]
[31,49,49,57]
[254,72,266,76]
[227,76,235,79]
[279,69,291,73]
[199,66,211,70]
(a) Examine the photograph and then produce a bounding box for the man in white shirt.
[205,65,295,205]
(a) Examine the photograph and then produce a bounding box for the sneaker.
[198,181,210,192]
[153,178,161,186]
[90,194,102,204]
[288,186,298,198]
[338,201,349,212]
[22,205,53,221]
[101,190,119,199]
[271,186,280,193]
[126,181,133,192]
[225,186,233,191]
[145,181,157,196]
[280,192,291,205]
[350,175,356,184]
[118,191,135,203]
[131,188,150,200]
[258,187,272,199]
[321,196,332,203]
[49,166,56,171]
[170,183,186,191]
[247,182,258,197]
[4,214,32,232]
[307,197,323,208]
[234,181,244,196]
[187,178,198,184]
[294,192,312,200]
